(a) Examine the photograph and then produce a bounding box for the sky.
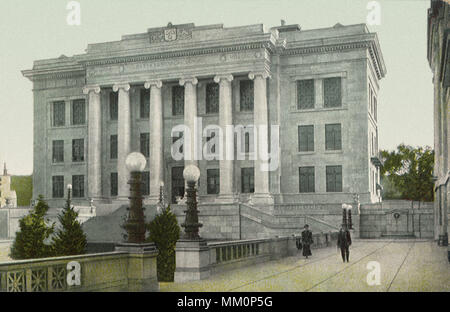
[0,0,434,175]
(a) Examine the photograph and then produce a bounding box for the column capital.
[113,83,131,92]
[248,71,271,80]
[179,77,198,86]
[144,80,163,89]
[213,74,234,84]
[83,85,101,95]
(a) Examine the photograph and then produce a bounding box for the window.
[140,89,150,119]
[326,166,342,192]
[206,83,219,114]
[171,167,185,204]
[140,133,150,158]
[72,139,84,162]
[110,92,118,120]
[206,131,216,154]
[240,80,254,111]
[241,168,254,193]
[297,79,315,109]
[299,167,315,193]
[110,172,118,196]
[373,97,377,121]
[207,169,220,194]
[172,132,184,154]
[52,140,64,163]
[141,171,150,196]
[72,175,85,198]
[298,125,314,152]
[325,124,342,150]
[323,77,342,108]
[172,86,184,116]
[72,99,86,125]
[110,135,118,160]
[53,101,65,127]
[52,176,64,198]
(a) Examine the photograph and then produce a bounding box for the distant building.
[428,0,449,248]
[22,22,386,239]
[0,163,17,208]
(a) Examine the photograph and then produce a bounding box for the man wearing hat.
[301,224,313,259]
[337,223,352,262]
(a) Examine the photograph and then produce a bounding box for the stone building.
[428,0,449,248]
[23,22,386,239]
[0,164,17,208]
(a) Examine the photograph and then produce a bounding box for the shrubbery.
[146,205,180,282]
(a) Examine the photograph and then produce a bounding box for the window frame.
[299,166,315,193]
[326,165,343,193]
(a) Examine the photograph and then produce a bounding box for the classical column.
[113,83,131,199]
[144,80,164,203]
[214,74,234,200]
[249,71,273,204]
[83,85,102,199]
[179,77,199,168]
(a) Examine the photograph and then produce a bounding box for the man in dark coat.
[337,224,352,262]
[301,224,313,259]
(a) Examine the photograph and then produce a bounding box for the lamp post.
[181,165,202,240]
[124,152,147,244]
[342,204,348,228]
[347,205,353,230]
[67,184,72,206]
[158,181,165,214]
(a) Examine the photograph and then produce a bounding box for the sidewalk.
[159,240,449,292]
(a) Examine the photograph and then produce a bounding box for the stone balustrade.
[0,250,158,292]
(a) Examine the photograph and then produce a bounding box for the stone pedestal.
[115,242,159,291]
[174,239,210,282]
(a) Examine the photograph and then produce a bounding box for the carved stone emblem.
[164,28,177,41]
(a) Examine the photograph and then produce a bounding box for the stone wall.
[359,201,434,238]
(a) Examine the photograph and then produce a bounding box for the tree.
[380,144,434,202]
[146,205,180,282]
[10,195,54,259]
[52,187,87,256]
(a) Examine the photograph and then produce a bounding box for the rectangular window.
[299,167,315,193]
[140,88,150,119]
[140,133,150,158]
[297,79,315,109]
[52,140,64,163]
[323,77,342,108]
[298,125,314,152]
[72,175,85,198]
[241,168,255,193]
[52,176,64,198]
[171,166,185,204]
[172,132,184,154]
[326,166,342,192]
[110,172,118,196]
[325,124,342,150]
[72,99,86,125]
[207,169,220,195]
[141,171,150,196]
[240,80,254,111]
[110,135,118,160]
[72,139,84,162]
[206,132,216,154]
[206,83,219,114]
[53,101,65,127]
[172,86,184,116]
[110,92,118,120]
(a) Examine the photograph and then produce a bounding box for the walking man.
[337,224,352,262]
[301,224,313,259]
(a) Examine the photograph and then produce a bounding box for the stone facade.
[23,22,386,238]
[427,0,450,248]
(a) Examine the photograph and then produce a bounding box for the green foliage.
[11,175,33,206]
[10,195,54,259]
[146,205,180,282]
[380,144,435,202]
[52,191,87,256]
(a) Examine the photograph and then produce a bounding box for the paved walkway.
[160,240,449,292]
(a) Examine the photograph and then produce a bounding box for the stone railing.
[206,232,338,276]
[0,250,158,292]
